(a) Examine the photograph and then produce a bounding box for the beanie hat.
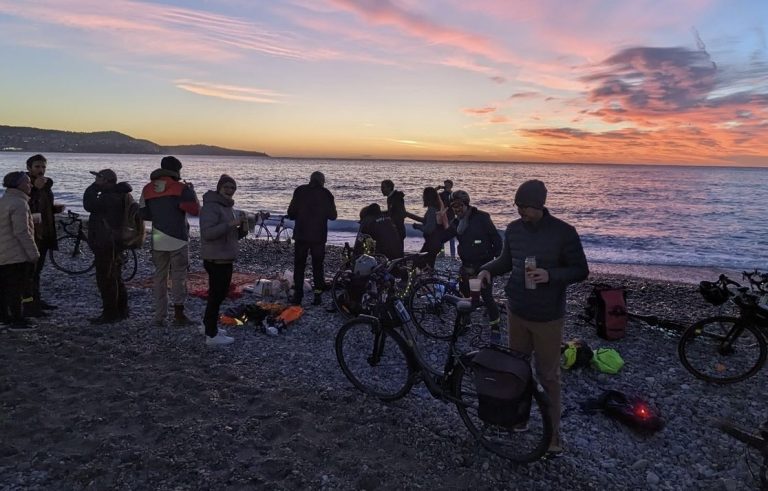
[514,180,547,209]
[3,171,27,189]
[161,156,182,172]
[216,174,236,192]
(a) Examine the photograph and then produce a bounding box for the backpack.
[587,390,665,433]
[584,284,628,340]
[591,348,625,374]
[471,346,533,428]
[120,194,145,249]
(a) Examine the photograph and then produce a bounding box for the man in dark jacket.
[445,190,502,334]
[25,154,65,316]
[139,156,200,326]
[356,203,403,260]
[83,169,133,324]
[478,179,589,457]
[287,171,337,306]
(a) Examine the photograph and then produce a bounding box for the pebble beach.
[1,237,766,490]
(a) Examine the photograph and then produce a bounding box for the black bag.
[584,284,628,340]
[472,347,533,428]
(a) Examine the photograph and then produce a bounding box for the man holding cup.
[477,179,588,457]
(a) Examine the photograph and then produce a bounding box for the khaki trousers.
[151,246,189,322]
[506,309,564,444]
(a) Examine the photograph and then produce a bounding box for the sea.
[1,153,766,283]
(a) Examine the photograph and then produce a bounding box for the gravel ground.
[1,237,766,490]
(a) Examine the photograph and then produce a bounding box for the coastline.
[1,237,764,489]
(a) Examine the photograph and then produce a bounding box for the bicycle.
[334,256,552,463]
[251,211,294,245]
[718,417,768,487]
[50,211,139,282]
[678,270,768,384]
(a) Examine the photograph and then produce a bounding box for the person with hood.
[0,172,40,331]
[444,190,502,337]
[199,174,248,347]
[355,203,403,260]
[25,154,66,316]
[287,171,337,306]
[83,169,133,324]
[478,179,589,457]
[139,156,200,326]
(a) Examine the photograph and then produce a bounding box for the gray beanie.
[514,180,547,209]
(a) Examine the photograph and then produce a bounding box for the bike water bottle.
[394,298,411,322]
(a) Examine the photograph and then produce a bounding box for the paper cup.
[469,278,482,303]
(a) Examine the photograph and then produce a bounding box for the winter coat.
[481,208,589,322]
[446,206,502,268]
[357,213,404,260]
[83,182,134,250]
[0,188,40,265]
[386,190,407,240]
[200,190,247,261]
[27,175,58,249]
[139,168,200,251]
[287,183,337,243]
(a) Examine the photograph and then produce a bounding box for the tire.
[335,317,414,401]
[452,361,552,463]
[331,268,360,318]
[678,316,767,384]
[252,225,270,241]
[408,278,460,340]
[121,249,138,282]
[277,226,294,245]
[50,235,95,275]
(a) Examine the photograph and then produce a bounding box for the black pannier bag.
[471,347,533,428]
[585,284,628,340]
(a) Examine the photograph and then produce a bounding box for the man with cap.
[287,171,337,306]
[0,171,40,331]
[444,189,502,337]
[25,154,66,316]
[478,179,589,457]
[83,169,134,324]
[140,156,200,326]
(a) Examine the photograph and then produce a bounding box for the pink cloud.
[174,80,287,103]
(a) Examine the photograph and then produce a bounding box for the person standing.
[0,172,40,331]
[82,169,133,324]
[478,179,588,456]
[412,187,448,269]
[25,154,65,316]
[139,156,200,326]
[446,190,502,336]
[199,174,248,346]
[437,179,456,259]
[287,171,337,306]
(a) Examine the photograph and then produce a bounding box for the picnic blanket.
[135,271,260,300]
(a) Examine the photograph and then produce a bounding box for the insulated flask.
[524,256,537,290]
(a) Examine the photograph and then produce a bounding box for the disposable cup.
[469,278,482,303]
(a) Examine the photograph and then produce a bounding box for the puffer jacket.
[83,182,134,249]
[482,208,589,322]
[287,183,337,243]
[447,206,502,268]
[0,188,40,265]
[28,175,58,249]
[200,190,247,261]
[139,168,200,251]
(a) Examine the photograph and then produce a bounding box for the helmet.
[353,254,377,277]
[451,190,470,205]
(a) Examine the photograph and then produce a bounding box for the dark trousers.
[31,243,51,305]
[293,240,326,299]
[203,261,233,337]
[0,262,32,322]
[459,264,500,323]
[93,246,127,318]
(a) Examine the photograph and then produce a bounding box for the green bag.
[591,348,624,374]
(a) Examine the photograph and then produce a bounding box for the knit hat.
[514,180,547,209]
[161,156,182,172]
[216,174,237,192]
[90,169,117,183]
[3,171,27,189]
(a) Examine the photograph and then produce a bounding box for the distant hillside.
[0,125,269,157]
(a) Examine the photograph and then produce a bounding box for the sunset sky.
[1,0,766,165]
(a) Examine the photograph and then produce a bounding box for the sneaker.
[545,445,564,458]
[39,300,58,311]
[513,422,529,433]
[197,323,227,336]
[8,320,38,332]
[205,333,234,346]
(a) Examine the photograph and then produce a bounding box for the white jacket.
[0,188,40,265]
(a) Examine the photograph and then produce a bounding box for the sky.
[1,0,767,166]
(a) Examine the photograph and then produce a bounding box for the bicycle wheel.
[121,249,138,282]
[678,316,767,384]
[252,224,271,241]
[452,362,552,463]
[50,235,95,274]
[277,226,293,245]
[335,317,414,401]
[408,277,460,340]
[331,268,360,318]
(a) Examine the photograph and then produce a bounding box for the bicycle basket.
[699,281,728,306]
